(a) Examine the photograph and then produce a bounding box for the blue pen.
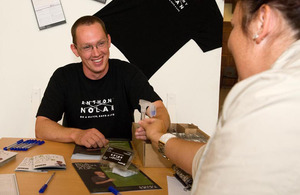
[108,186,121,195]
[3,139,23,150]
[39,172,55,193]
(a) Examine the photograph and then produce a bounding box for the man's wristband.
[158,133,176,159]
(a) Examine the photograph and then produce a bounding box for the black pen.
[39,172,56,193]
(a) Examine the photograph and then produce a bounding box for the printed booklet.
[71,140,132,160]
[0,150,17,167]
[15,154,66,172]
[73,162,161,193]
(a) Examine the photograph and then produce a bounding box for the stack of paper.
[0,174,19,195]
[0,150,17,167]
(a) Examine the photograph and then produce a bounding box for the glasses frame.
[74,39,108,53]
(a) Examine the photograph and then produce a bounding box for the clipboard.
[31,0,66,30]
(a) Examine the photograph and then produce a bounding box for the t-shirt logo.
[80,98,114,119]
[169,0,188,12]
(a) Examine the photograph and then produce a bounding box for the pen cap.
[149,104,156,117]
[108,186,120,195]
[39,184,48,193]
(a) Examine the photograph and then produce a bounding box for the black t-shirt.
[36,59,161,140]
[94,0,223,78]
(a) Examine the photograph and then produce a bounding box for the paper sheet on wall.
[31,0,66,30]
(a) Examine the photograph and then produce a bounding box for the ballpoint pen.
[108,186,121,195]
[39,172,56,193]
[3,139,23,150]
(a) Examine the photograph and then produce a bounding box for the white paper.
[0,150,17,167]
[71,153,101,160]
[0,174,19,195]
[167,176,191,195]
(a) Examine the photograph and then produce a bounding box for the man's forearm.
[35,116,80,143]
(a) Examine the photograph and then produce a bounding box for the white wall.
[0,0,223,138]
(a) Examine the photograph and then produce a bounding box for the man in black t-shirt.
[35,16,170,148]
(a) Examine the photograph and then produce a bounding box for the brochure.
[71,140,132,160]
[0,150,17,167]
[15,154,66,172]
[73,162,161,194]
[71,145,102,160]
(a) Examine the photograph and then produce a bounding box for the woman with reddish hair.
[140,0,300,194]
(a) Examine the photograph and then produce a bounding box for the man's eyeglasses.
[75,40,108,53]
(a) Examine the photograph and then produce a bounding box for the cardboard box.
[132,123,209,168]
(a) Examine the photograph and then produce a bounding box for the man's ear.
[107,34,112,48]
[254,4,273,44]
[70,44,80,57]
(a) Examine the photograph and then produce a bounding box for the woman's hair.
[71,16,108,45]
[234,0,300,39]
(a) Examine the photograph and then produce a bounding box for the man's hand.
[72,128,109,148]
[135,126,147,140]
[138,118,165,149]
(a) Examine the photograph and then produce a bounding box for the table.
[0,138,174,194]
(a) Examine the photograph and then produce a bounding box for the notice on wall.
[31,0,66,30]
